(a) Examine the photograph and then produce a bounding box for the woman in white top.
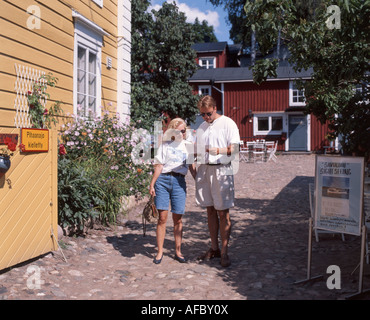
[149,118,195,264]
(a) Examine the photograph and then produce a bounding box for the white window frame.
[199,57,216,69]
[289,81,306,106]
[198,85,212,96]
[73,11,105,117]
[253,112,285,135]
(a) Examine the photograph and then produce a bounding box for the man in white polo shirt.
[194,95,240,267]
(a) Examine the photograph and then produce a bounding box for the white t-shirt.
[154,140,191,175]
[196,115,240,164]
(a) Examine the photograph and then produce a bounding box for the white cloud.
[149,0,220,31]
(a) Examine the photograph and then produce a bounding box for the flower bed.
[59,109,152,234]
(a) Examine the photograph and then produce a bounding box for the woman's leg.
[172,213,183,258]
[156,210,168,260]
[170,175,186,259]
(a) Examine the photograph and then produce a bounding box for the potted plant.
[0,137,24,174]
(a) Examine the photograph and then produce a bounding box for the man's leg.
[218,209,231,256]
[207,206,220,251]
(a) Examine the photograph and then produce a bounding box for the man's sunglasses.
[199,112,213,117]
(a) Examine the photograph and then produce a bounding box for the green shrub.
[58,158,105,234]
[58,110,151,230]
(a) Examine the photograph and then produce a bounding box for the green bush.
[58,158,105,234]
[58,110,151,231]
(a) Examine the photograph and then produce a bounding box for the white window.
[199,57,215,69]
[254,113,284,135]
[289,81,306,106]
[73,10,107,117]
[76,46,98,117]
[198,85,211,96]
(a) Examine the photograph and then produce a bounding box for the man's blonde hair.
[197,95,216,110]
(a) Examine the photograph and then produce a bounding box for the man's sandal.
[198,248,221,261]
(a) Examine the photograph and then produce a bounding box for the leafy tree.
[131,0,199,131]
[212,0,370,158]
[192,18,218,43]
[210,0,250,45]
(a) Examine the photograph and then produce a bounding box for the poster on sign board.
[314,155,364,236]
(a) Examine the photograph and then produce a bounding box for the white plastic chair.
[309,183,345,242]
[266,141,278,162]
[252,142,265,163]
[245,141,255,162]
[239,141,249,162]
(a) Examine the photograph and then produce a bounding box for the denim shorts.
[154,173,187,214]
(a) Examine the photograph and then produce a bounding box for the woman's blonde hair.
[167,118,186,130]
[163,118,187,142]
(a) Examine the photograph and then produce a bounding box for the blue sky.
[149,0,232,43]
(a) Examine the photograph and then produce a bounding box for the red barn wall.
[224,81,289,151]
[191,81,332,153]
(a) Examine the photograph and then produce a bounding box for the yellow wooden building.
[0,0,131,270]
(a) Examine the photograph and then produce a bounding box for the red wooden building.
[189,42,334,153]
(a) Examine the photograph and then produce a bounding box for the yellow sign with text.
[21,128,49,152]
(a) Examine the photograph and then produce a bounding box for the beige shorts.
[195,164,235,211]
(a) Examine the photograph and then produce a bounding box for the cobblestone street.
[1,154,369,300]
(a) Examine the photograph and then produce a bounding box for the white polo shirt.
[196,115,240,164]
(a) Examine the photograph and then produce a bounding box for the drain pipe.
[210,80,224,115]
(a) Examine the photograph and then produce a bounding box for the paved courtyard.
[0,154,369,300]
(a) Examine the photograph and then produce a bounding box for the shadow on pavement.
[218,175,369,299]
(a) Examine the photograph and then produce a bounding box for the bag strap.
[142,195,154,237]
[151,203,156,218]
[142,212,147,237]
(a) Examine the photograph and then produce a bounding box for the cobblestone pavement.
[1,154,369,300]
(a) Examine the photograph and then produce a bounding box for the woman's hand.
[149,164,163,197]
[149,184,156,197]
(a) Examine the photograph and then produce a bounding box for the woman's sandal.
[153,254,164,264]
[174,254,186,263]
